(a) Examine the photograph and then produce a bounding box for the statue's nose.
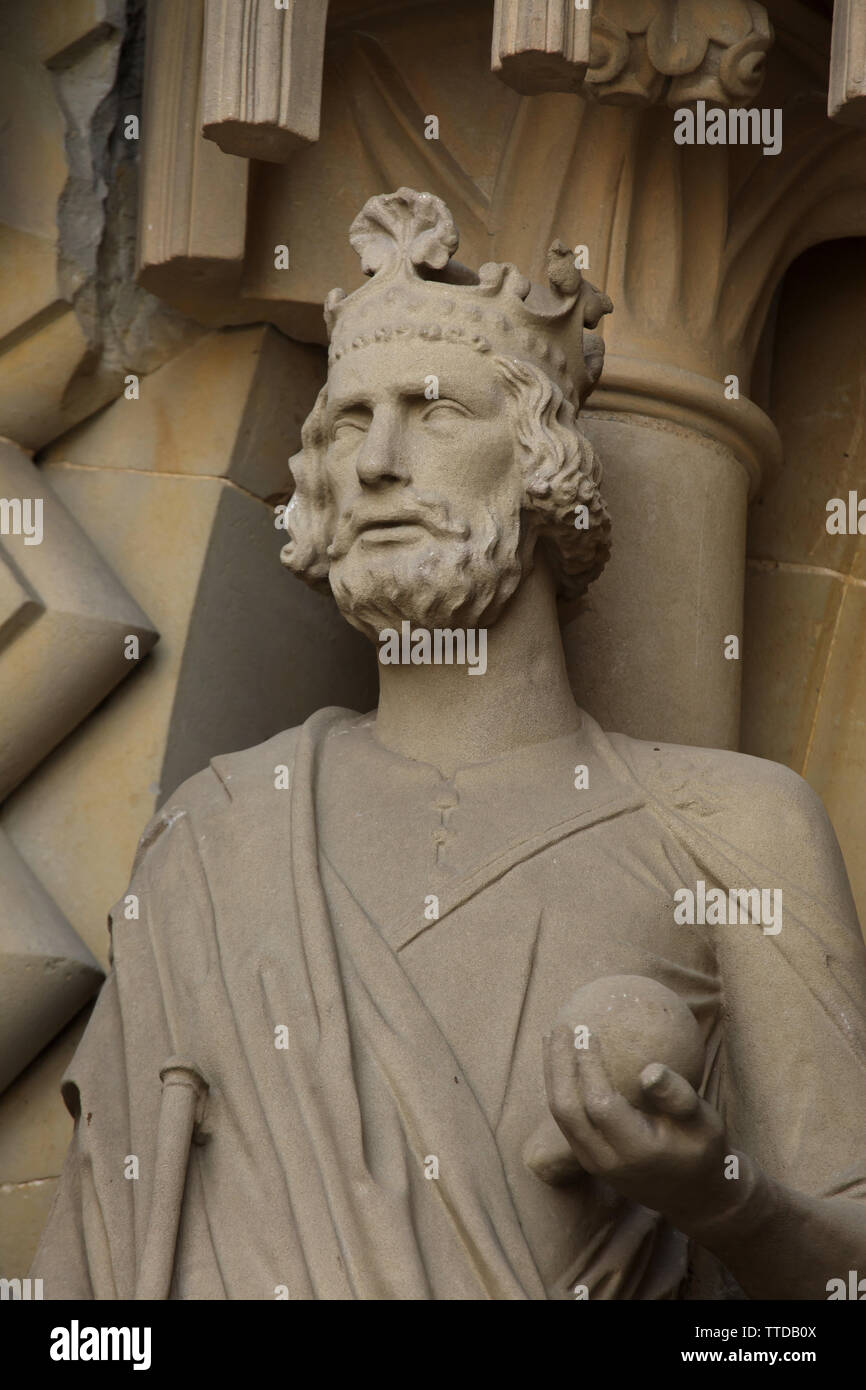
[355,409,408,486]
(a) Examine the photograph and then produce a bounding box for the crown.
[323,188,613,409]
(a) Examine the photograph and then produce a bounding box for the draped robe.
[32,707,866,1299]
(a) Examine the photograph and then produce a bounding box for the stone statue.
[33,188,866,1301]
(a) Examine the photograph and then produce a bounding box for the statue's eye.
[420,400,471,423]
[332,414,368,438]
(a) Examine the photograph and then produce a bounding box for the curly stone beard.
[327,496,527,640]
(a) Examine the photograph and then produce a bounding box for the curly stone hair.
[494,355,610,599]
[280,353,611,602]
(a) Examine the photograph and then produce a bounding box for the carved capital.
[585,0,773,108]
[493,0,773,108]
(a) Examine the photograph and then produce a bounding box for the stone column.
[572,380,775,748]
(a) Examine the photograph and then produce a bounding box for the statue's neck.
[372,558,582,778]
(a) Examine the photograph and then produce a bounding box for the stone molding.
[201,0,329,162]
[585,354,781,498]
[137,0,249,309]
[492,0,773,107]
[491,0,592,95]
[829,0,866,126]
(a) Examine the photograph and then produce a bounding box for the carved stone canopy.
[138,0,866,462]
[188,0,866,176]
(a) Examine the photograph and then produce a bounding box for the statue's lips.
[356,519,430,545]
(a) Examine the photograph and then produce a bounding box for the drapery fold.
[31,707,866,1299]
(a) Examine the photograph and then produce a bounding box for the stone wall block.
[0,1007,88,1186]
[41,325,326,501]
[741,566,843,769]
[0,1178,58,1280]
[0,440,158,799]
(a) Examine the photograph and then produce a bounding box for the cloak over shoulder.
[31,708,866,1299]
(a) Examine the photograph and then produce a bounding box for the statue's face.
[322,339,527,636]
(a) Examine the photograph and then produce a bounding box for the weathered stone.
[0,0,203,451]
